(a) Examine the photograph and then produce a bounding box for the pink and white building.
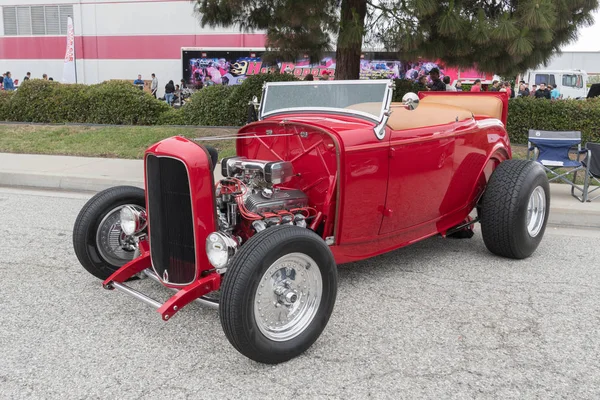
[0,0,266,94]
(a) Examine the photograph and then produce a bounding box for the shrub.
[157,107,187,125]
[85,81,169,125]
[507,97,600,145]
[6,80,90,123]
[182,85,237,126]
[0,90,15,121]
[392,79,422,102]
[227,74,300,125]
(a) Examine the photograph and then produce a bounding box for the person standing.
[42,74,48,80]
[518,83,529,97]
[204,75,215,86]
[3,71,15,91]
[470,79,482,92]
[455,81,463,91]
[550,84,560,99]
[505,82,512,98]
[133,74,144,90]
[164,80,175,105]
[151,73,158,98]
[428,68,446,91]
[530,85,537,97]
[443,76,456,91]
[23,72,31,81]
[489,80,499,91]
[417,75,429,91]
[535,83,551,99]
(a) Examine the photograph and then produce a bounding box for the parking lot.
[1,186,599,399]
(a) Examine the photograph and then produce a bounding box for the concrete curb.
[0,171,143,193]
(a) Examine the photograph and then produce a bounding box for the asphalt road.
[1,187,599,400]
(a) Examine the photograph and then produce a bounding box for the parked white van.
[520,69,588,99]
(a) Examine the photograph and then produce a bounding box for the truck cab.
[522,69,588,99]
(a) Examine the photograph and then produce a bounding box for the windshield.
[259,80,393,122]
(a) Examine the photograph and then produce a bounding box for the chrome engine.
[216,157,309,233]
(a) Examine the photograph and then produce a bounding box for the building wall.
[544,51,600,75]
[0,0,265,95]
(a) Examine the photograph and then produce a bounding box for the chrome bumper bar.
[106,269,220,312]
[142,269,219,310]
[112,282,162,309]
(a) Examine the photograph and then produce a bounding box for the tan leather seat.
[346,102,473,131]
[386,103,473,131]
[345,102,384,116]
[420,95,503,120]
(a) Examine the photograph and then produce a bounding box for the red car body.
[103,89,511,322]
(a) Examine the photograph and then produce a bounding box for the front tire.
[73,186,146,280]
[219,225,338,364]
[480,160,550,259]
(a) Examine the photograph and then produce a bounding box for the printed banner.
[62,16,76,84]
[182,51,403,87]
[181,50,493,88]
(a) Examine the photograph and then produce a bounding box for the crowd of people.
[409,70,562,100]
[0,72,54,90]
[133,73,191,106]
[138,70,332,107]
[2,67,563,103]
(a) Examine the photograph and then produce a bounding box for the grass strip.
[0,125,238,159]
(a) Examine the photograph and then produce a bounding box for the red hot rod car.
[73,80,549,364]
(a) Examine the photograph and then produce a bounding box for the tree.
[375,0,599,76]
[195,0,599,79]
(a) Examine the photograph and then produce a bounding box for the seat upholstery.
[386,103,473,131]
[420,95,503,121]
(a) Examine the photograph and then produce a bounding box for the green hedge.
[227,74,299,125]
[507,97,600,145]
[182,85,237,126]
[85,81,168,125]
[2,77,600,146]
[392,79,422,102]
[0,91,14,121]
[1,80,168,125]
[157,74,300,126]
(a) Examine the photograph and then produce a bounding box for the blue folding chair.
[581,142,600,202]
[527,130,589,202]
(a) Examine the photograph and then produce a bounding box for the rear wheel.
[480,160,550,259]
[219,225,337,364]
[73,186,146,280]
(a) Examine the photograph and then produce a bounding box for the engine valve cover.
[245,189,308,214]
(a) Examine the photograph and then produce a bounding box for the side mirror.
[402,92,419,110]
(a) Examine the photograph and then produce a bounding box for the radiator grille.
[146,155,196,284]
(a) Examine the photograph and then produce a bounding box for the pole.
[70,15,78,84]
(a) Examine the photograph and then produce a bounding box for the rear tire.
[219,225,337,364]
[480,160,550,259]
[73,186,145,280]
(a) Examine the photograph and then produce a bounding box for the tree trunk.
[334,0,367,80]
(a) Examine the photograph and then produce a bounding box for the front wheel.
[480,160,550,259]
[73,186,146,280]
[219,225,338,364]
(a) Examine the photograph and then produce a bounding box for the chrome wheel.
[254,253,322,342]
[526,186,546,237]
[96,204,145,267]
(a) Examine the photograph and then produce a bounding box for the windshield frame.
[258,80,394,129]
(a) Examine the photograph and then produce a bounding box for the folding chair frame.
[527,137,590,202]
[582,144,600,202]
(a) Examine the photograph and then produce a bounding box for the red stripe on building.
[0,34,266,60]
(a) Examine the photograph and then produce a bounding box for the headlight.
[206,232,238,271]
[119,205,146,236]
